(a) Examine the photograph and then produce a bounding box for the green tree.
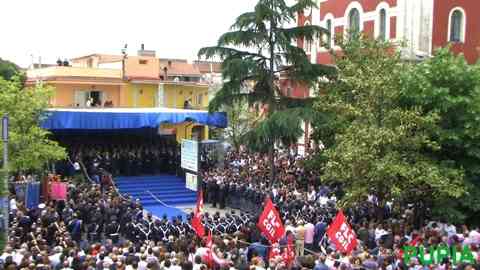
[399,48,480,224]
[0,78,66,172]
[0,58,25,82]
[223,99,257,152]
[199,0,335,182]
[315,37,465,222]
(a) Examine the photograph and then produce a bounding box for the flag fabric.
[410,235,422,246]
[25,182,40,209]
[191,190,205,237]
[282,234,295,267]
[14,183,26,201]
[326,210,358,254]
[269,242,281,261]
[398,234,422,259]
[257,197,285,243]
[50,182,67,200]
[205,230,214,268]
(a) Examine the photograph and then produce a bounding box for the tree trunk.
[269,142,275,186]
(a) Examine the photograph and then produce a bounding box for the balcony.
[27,66,122,81]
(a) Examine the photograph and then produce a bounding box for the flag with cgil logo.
[326,210,358,254]
[257,197,285,243]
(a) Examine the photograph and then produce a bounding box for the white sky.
[0,0,259,68]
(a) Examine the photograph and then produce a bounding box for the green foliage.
[0,58,25,83]
[0,78,66,173]
[314,37,466,217]
[399,48,480,224]
[223,100,256,151]
[199,0,335,181]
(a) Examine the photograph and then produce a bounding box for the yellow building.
[26,46,222,141]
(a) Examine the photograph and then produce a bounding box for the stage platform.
[115,175,196,220]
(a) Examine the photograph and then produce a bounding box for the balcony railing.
[27,66,122,79]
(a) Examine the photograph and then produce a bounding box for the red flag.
[205,230,214,268]
[257,198,285,243]
[282,234,295,267]
[326,210,358,254]
[191,190,205,237]
[398,234,422,259]
[269,242,281,261]
[410,235,422,246]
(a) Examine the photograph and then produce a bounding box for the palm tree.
[199,0,336,184]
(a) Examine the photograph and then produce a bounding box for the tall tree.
[315,37,465,222]
[199,0,335,183]
[0,78,66,172]
[0,58,25,82]
[399,48,480,223]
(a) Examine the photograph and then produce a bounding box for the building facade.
[26,46,222,141]
[299,0,480,65]
[291,0,480,151]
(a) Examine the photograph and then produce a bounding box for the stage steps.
[114,175,196,219]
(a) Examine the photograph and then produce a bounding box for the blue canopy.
[41,108,228,130]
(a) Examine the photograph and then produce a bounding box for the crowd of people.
[55,136,181,177]
[2,148,480,269]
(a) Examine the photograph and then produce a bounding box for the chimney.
[137,43,155,57]
[168,60,172,67]
[163,67,168,81]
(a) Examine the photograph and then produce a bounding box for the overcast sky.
[0,0,260,68]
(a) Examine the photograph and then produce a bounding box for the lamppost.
[1,115,8,246]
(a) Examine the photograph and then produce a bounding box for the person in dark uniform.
[105,220,121,244]
[218,181,226,209]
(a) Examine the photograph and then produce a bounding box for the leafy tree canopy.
[0,58,25,82]
[198,0,336,181]
[313,37,466,223]
[0,78,66,172]
[398,48,480,223]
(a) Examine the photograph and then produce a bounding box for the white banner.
[186,173,198,191]
[181,139,199,172]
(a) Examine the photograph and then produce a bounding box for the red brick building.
[299,0,480,65]
[289,0,480,153]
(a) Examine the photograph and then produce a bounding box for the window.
[326,19,332,48]
[305,39,312,53]
[348,8,360,36]
[139,59,148,65]
[379,9,387,41]
[449,9,465,42]
[196,94,203,106]
[304,22,312,53]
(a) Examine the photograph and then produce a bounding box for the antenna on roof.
[122,44,128,56]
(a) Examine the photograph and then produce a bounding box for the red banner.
[326,210,358,254]
[282,234,295,267]
[191,190,205,237]
[257,198,285,243]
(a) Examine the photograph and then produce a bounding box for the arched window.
[326,19,333,48]
[348,8,360,35]
[449,9,465,42]
[379,9,387,41]
[304,22,312,53]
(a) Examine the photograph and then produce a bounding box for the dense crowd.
[56,138,180,177]
[2,149,480,269]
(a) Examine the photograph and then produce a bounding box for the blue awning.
[40,108,228,130]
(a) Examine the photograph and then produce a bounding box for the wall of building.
[48,83,122,107]
[432,0,480,64]
[163,84,209,109]
[161,122,209,143]
[126,84,157,107]
[124,56,160,79]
